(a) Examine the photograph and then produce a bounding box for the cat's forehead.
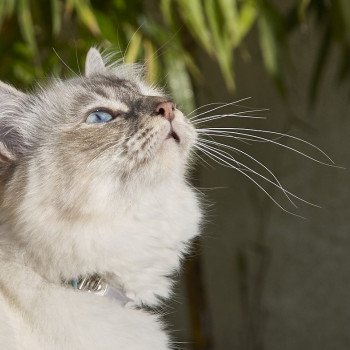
[73,75,155,98]
[67,74,165,108]
[84,75,141,95]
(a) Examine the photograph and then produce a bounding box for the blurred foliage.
[0,0,350,111]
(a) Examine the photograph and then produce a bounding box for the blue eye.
[86,111,114,124]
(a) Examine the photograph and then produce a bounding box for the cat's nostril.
[156,101,175,121]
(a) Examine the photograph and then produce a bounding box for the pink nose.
[156,101,175,121]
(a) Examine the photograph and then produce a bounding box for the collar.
[64,274,131,306]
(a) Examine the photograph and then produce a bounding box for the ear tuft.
[85,48,106,76]
[0,82,27,164]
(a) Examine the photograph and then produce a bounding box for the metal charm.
[76,274,108,295]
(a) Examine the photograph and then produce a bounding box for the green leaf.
[176,0,212,53]
[70,0,100,36]
[17,0,38,56]
[204,0,235,90]
[309,23,331,105]
[124,28,142,63]
[298,0,311,20]
[0,1,6,29]
[181,51,201,79]
[204,0,221,49]
[144,40,158,83]
[218,0,238,43]
[50,0,61,36]
[95,11,120,44]
[160,0,173,25]
[164,52,195,115]
[257,2,286,93]
[235,1,257,45]
[335,0,350,44]
[0,0,16,28]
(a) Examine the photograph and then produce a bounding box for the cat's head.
[0,48,196,184]
[0,48,201,306]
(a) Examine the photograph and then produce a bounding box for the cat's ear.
[85,48,106,76]
[0,82,27,163]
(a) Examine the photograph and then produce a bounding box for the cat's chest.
[0,285,167,350]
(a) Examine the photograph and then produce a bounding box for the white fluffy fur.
[0,48,201,349]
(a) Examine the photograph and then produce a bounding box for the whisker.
[199,130,291,144]
[197,140,321,208]
[193,148,214,168]
[52,48,78,76]
[192,109,268,125]
[197,128,337,166]
[144,26,183,66]
[123,23,144,63]
[194,144,306,218]
[189,97,252,120]
[195,142,241,169]
[187,101,233,117]
[198,130,253,145]
[198,138,297,207]
[75,46,82,75]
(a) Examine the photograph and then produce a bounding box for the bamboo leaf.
[144,40,158,83]
[5,0,17,16]
[298,0,311,20]
[335,0,350,44]
[176,0,212,53]
[0,0,17,27]
[0,1,6,29]
[218,0,238,42]
[204,0,235,90]
[235,1,257,45]
[164,52,195,115]
[204,0,221,49]
[182,51,201,79]
[124,29,142,63]
[50,0,61,36]
[258,15,277,76]
[160,0,173,25]
[257,2,286,92]
[309,23,331,105]
[71,0,100,36]
[17,0,38,56]
[95,11,119,44]
[0,0,16,29]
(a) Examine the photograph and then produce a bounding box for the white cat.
[0,48,201,349]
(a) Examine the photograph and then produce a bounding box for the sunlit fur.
[0,48,201,349]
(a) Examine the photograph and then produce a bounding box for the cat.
[0,48,201,349]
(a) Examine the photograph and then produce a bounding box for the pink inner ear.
[0,154,11,163]
[0,143,15,163]
[85,48,106,76]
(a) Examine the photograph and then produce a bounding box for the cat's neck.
[0,177,200,306]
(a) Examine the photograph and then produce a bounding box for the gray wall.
[168,13,350,350]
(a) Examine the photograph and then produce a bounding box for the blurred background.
[0,0,349,349]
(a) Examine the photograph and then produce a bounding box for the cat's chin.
[160,120,195,154]
[121,128,191,182]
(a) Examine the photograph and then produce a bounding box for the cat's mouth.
[166,127,180,143]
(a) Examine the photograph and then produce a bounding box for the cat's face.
[53,76,195,180]
[0,48,201,306]
[34,51,196,188]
